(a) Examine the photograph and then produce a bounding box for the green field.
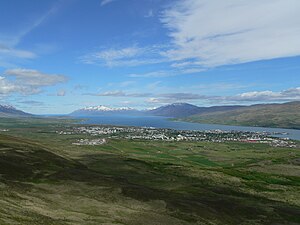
[0,117,300,225]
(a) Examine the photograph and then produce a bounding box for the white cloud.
[0,45,35,59]
[94,90,126,97]
[107,81,136,88]
[228,87,300,102]
[129,70,174,78]
[85,90,151,98]
[1,68,67,95]
[161,93,204,100]
[146,98,165,104]
[57,89,66,96]
[145,10,154,18]
[100,0,116,7]
[0,44,36,67]
[95,47,141,61]
[145,87,300,105]
[0,76,18,95]
[81,45,169,67]
[145,93,206,104]
[82,46,142,66]
[19,100,44,106]
[118,81,136,87]
[5,69,67,87]
[80,86,300,106]
[86,90,206,103]
[162,0,300,68]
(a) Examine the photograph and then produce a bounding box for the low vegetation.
[0,117,299,224]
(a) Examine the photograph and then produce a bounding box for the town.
[56,125,298,148]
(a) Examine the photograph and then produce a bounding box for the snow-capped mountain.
[70,105,140,116]
[0,104,32,117]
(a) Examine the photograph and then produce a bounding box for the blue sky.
[0,0,300,114]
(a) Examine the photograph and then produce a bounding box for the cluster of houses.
[57,125,297,148]
[72,138,106,146]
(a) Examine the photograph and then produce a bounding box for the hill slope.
[0,119,299,224]
[148,103,202,117]
[148,103,244,118]
[180,101,300,129]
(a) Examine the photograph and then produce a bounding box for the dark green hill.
[179,101,300,129]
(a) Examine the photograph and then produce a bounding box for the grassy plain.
[0,117,299,225]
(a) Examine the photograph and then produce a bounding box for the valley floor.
[0,117,300,225]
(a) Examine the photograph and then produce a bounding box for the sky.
[0,0,300,114]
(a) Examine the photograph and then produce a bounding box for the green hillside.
[0,117,300,224]
[179,101,300,129]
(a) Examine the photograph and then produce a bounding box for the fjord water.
[79,115,300,140]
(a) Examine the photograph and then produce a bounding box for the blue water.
[77,115,300,141]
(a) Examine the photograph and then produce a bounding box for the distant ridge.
[0,105,32,117]
[69,101,300,129]
[147,103,245,118]
[179,101,300,129]
[147,103,202,117]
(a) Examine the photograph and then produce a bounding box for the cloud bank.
[81,45,169,67]
[87,87,300,105]
[0,69,67,95]
[161,0,300,68]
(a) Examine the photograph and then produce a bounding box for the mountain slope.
[148,103,201,117]
[180,101,300,129]
[148,103,245,118]
[0,105,32,117]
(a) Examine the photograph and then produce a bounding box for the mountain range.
[68,101,300,129]
[1,101,300,129]
[70,103,245,118]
